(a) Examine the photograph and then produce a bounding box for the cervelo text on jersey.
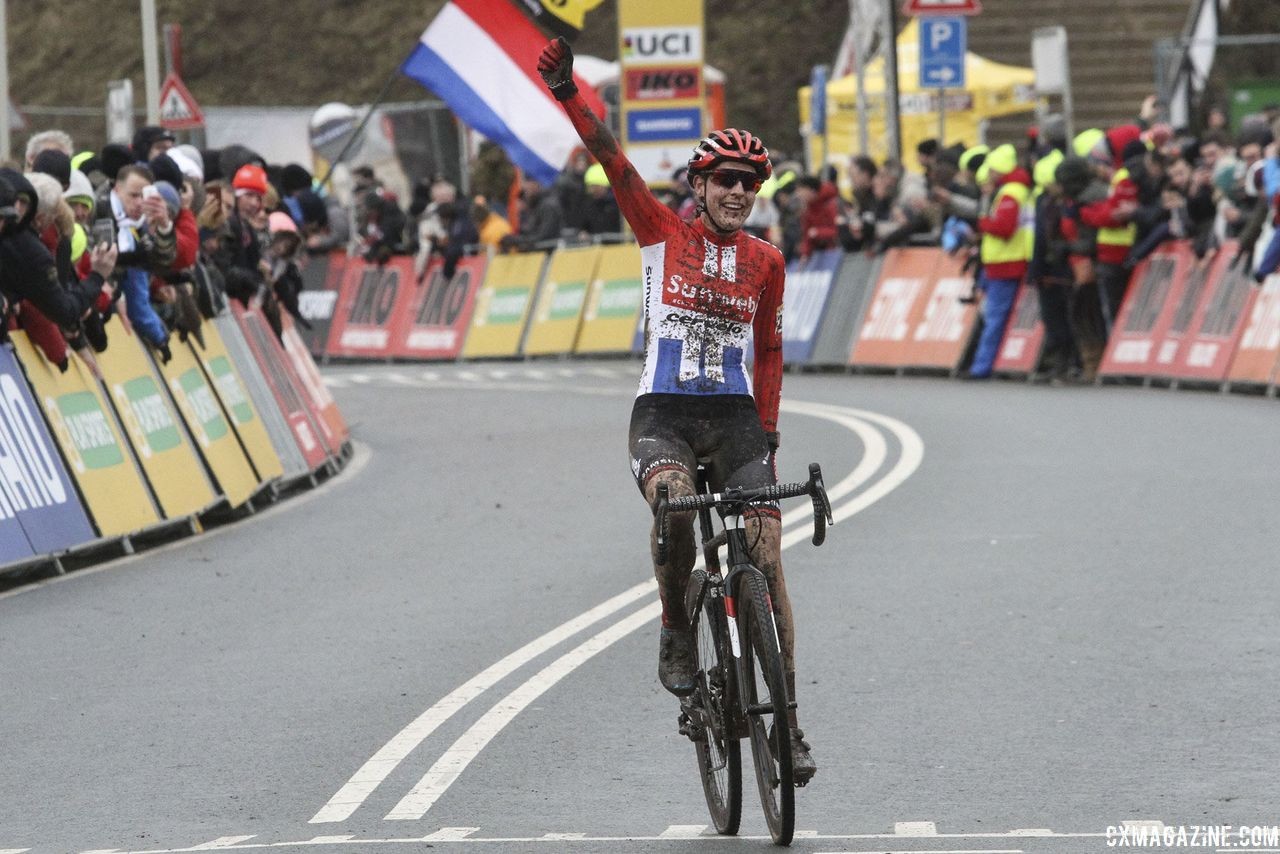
[559,91,785,432]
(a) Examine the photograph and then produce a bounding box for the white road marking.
[312,400,892,823]
[385,603,663,819]
[53,827,1117,853]
[420,827,479,841]
[189,839,256,850]
[382,403,922,821]
[895,821,939,836]
[0,850,31,854]
[658,825,708,838]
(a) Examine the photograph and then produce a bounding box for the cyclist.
[538,37,815,783]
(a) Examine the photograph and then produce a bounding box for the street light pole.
[141,0,160,124]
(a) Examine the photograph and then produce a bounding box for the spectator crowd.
[10,93,1277,387]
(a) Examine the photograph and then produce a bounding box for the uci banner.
[0,344,96,563]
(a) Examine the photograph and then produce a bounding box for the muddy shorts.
[628,393,778,517]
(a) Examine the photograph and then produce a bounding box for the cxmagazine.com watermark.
[1107,824,1280,848]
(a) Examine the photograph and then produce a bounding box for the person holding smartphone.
[103,164,177,361]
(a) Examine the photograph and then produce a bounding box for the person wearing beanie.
[149,153,185,192]
[212,164,270,308]
[64,170,96,224]
[131,126,176,162]
[262,211,311,339]
[968,143,1033,379]
[1055,156,1113,380]
[280,163,313,196]
[32,149,73,190]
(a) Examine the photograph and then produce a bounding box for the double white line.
[310,400,923,824]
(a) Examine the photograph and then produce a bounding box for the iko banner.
[96,315,217,519]
[463,252,547,358]
[0,344,95,561]
[576,244,644,354]
[10,333,159,537]
[326,257,415,359]
[524,246,602,355]
[390,254,488,360]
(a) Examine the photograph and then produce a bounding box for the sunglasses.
[707,170,762,193]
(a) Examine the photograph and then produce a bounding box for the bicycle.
[655,463,833,846]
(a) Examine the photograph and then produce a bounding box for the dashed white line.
[896,821,939,836]
[420,827,479,841]
[658,825,707,838]
[189,839,256,850]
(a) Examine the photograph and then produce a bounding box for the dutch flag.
[401,0,606,185]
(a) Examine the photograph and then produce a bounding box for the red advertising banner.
[1162,247,1254,382]
[1099,246,1190,377]
[1225,273,1280,387]
[992,285,1044,375]
[281,315,349,455]
[624,66,702,100]
[325,256,416,359]
[230,303,330,470]
[850,248,978,370]
[389,254,488,360]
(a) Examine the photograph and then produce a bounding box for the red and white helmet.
[687,128,772,179]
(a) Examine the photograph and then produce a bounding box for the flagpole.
[318,66,401,190]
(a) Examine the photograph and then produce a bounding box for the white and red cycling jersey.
[562,92,784,434]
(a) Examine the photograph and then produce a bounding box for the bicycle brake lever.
[808,463,834,546]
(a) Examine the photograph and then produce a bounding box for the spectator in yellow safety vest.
[968,144,1032,379]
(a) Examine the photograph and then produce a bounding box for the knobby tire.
[692,583,742,834]
[736,568,794,845]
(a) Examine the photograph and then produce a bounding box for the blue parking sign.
[919,17,966,89]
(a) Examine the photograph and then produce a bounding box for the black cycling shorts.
[628,393,778,516]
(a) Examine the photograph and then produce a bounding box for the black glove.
[537,37,578,101]
[156,340,172,364]
[765,431,780,454]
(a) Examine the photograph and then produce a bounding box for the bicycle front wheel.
[735,568,794,845]
[692,574,742,834]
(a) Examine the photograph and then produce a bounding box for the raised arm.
[538,38,679,246]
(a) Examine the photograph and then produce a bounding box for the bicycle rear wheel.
[690,571,742,834]
[735,568,794,845]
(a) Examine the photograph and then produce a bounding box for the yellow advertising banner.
[10,332,159,537]
[189,320,284,485]
[462,252,547,359]
[524,246,602,356]
[95,319,217,519]
[618,0,706,185]
[157,334,261,509]
[575,243,644,354]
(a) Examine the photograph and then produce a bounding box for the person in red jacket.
[795,174,839,259]
[538,36,815,783]
[969,144,1033,378]
[1081,125,1142,332]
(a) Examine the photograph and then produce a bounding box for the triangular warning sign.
[159,73,204,130]
[903,0,982,15]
